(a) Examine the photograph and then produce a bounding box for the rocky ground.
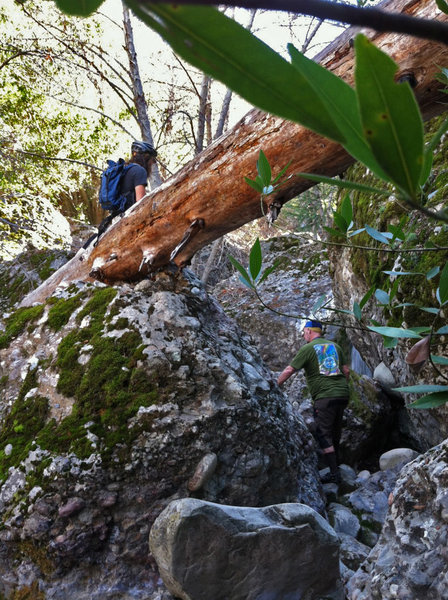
[1,229,447,599]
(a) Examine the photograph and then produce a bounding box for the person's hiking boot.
[321,451,340,485]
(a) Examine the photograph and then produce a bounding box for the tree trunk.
[20,0,448,306]
[122,3,162,189]
[200,238,223,285]
[196,75,211,154]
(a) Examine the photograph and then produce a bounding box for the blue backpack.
[98,159,133,213]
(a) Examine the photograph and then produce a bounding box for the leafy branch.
[229,227,448,407]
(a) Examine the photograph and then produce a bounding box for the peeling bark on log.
[21,0,448,306]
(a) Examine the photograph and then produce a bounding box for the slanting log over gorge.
[21,0,448,306]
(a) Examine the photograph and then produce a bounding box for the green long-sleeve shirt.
[290,337,349,401]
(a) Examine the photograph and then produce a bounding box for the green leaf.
[383,336,398,348]
[298,173,391,196]
[383,270,420,276]
[419,113,448,185]
[348,228,366,238]
[354,34,424,198]
[389,278,400,302]
[126,3,344,142]
[368,326,422,338]
[288,44,392,182]
[256,151,272,187]
[258,264,277,284]
[333,212,349,233]
[393,384,448,393]
[365,225,390,244]
[244,177,263,193]
[249,238,262,281]
[340,195,353,229]
[438,262,448,305]
[408,391,448,409]
[228,255,254,288]
[436,326,448,334]
[238,276,254,290]
[431,355,448,365]
[418,307,440,314]
[426,266,440,280]
[312,294,330,313]
[255,175,265,190]
[359,285,375,309]
[409,326,432,334]
[353,302,362,321]
[323,226,345,238]
[54,0,104,16]
[272,161,292,184]
[436,0,448,16]
[388,219,407,242]
[375,289,390,304]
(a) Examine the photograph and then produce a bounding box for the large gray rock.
[0,269,322,598]
[347,439,448,600]
[149,498,343,600]
[379,447,419,471]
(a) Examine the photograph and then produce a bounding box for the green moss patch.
[0,305,44,349]
[0,368,50,481]
[39,287,158,460]
[46,293,85,331]
[28,251,64,283]
[0,271,33,313]
[0,285,161,479]
[76,286,117,328]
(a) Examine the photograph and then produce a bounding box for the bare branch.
[18,3,139,123]
[173,54,202,99]
[17,151,101,171]
[55,98,135,138]
[131,0,448,45]
[301,18,323,54]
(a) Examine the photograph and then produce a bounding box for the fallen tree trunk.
[21,0,448,306]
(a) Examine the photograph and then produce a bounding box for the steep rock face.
[215,234,332,372]
[329,242,448,452]
[215,234,417,470]
[326,110,448,450]
[347,439,448,600]
[0,217,95,313]
[0,270,322,599]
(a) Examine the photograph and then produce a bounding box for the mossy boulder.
[0,270,322,599]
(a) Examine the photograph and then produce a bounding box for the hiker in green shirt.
[278,320,350,484]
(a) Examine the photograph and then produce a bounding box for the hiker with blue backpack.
[117,140,158,209]
[83,141,157,249]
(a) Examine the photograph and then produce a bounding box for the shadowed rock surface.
[149,498,343,600]
[347,440,448,599]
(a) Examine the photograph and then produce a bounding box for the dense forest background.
[0,0,349,263]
